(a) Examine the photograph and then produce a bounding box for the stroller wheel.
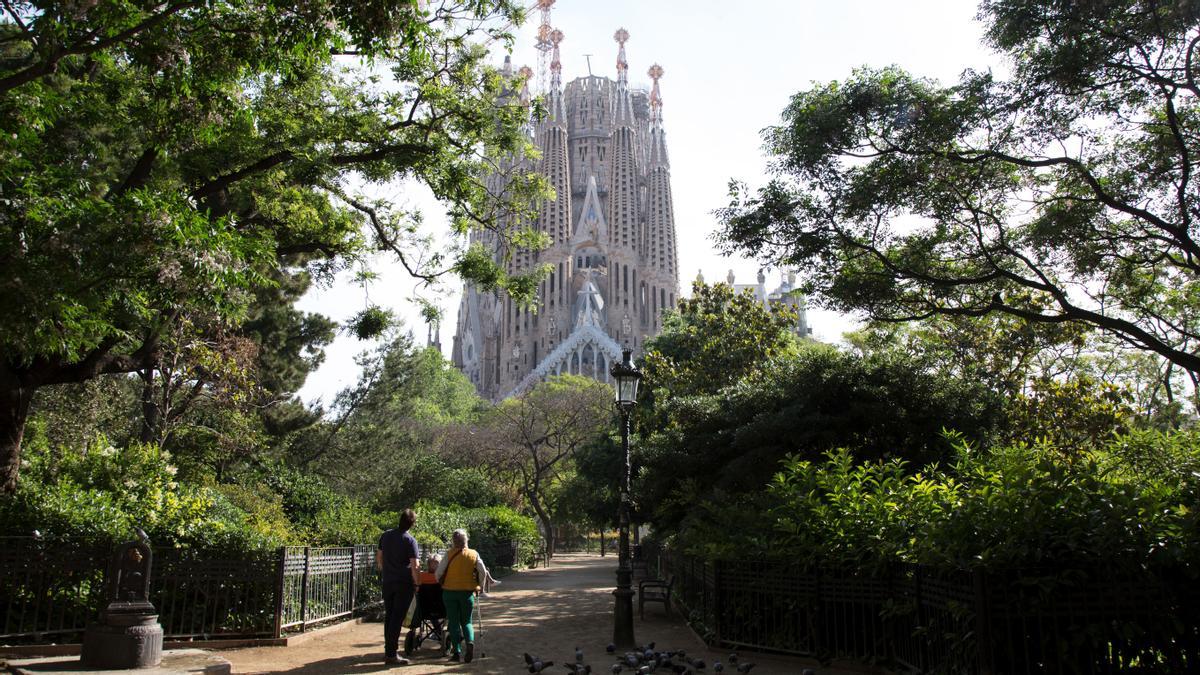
[403,630,416,657]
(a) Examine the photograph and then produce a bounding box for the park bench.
[637,574,674,618]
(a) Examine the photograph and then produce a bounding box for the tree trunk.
[528,491,555,565]
[0,384,33,494]
[139,368,159,444]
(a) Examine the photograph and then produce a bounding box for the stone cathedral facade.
[451,29,680,401]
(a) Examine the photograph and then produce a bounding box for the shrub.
[411,502,540,568]
[2,432,275,551]
[672,429,1200,575]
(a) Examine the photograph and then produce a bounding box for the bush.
[638,349,1004,534]
[671,429,1200,575]
[241,461,382,545]
[410,502,540,568]
[2,430,278,551]
[2,428,382,550]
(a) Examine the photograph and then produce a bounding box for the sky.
[296,0,1006,407]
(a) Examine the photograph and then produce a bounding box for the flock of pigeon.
[522,642,817,675]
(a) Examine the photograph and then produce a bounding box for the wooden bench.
[638,574,674,618]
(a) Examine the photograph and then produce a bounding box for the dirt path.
[223,553,873,675]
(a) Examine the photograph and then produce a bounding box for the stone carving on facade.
[451,25,680,400]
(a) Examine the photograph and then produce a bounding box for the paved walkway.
[224,553,877,674]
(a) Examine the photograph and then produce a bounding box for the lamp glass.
[616,375,639,404]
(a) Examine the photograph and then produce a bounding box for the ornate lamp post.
[609,349,641,649]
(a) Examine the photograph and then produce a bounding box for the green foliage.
[373,454,505,512]
[642,281,800,402]
[302,339,485,502]
[0,427,385,549]
[410,502,540,566]
[1,431,278,551]
[673,430,1200,575]
[552,434,622,529]
[716,0,1200,377]
[347,306,394,340]
[0,0,548,491]
[245,461,381,545]
[476,374,612,555]
[638,347,1004,533]
[1006,374,1135,452]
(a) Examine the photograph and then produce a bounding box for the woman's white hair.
[452,529,468,547]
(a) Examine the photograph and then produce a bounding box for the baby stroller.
[404,582,447,657]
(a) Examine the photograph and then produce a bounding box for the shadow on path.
[224,554,878,674]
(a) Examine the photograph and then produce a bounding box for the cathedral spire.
[548,28,566,124]
[612,28,634,125]
[647,64,669,168]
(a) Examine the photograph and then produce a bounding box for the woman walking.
[435,529,491,663]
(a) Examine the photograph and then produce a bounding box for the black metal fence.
[1,537,528,645]
[659,550,1200,674]
[276,545,379,635]
[0,537,109,643]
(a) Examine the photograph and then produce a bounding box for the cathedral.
[451,24,680,401]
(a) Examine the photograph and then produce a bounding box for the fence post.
[273,547,286,639]
[299,546,311,633]
[712,559,723,647]
[908,565,924,670]
[348,547,358,616]
[973,568,994,675]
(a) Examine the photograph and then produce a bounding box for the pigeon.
[576,647,585,663]
[801,670,817,675]
[728,653,739,666]
[712,662,724,673]
[607,644,617,654]
[736,664,756,674]
[524,653,554,673]
[689,658,706,670]
[610,665,623,674]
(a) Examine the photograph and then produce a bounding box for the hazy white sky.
[296,0,1005,407]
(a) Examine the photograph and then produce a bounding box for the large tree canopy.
[0,0,546,491]
[717,0,1200,377]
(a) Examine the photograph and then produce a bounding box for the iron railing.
[659,550,1200,674]
[0,537,108,642]
[278,545,379,633]
[1,537,530,645]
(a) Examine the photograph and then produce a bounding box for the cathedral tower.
[452,25,681,400]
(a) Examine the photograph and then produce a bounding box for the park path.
[224,553,875,675]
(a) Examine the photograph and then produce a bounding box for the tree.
[717,1,1200,377]
[637,348,1005,533]
[641,280,800,403]
[299,337,485,501]
[460,375,611,561]
[844,314,1091,400]
[0,0,547,491]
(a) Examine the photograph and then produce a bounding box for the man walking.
[376,509,419,665]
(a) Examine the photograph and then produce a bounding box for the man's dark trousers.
[383,582,416,658]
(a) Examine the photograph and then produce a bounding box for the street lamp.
[609,349,641,649]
